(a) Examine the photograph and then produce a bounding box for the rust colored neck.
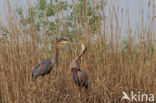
[55,42,62,55]
[55,42,59,54]
[70,47,87,69]
[74,47,87,64]
[75,69,81,82]
[54,42,61,68]
[54,42,60,68]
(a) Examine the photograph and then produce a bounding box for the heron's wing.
[72,72,81,86]
[77,69,88,88]
[72,68,81,86]
[77,69,88,80]
[32,63,46,78]
[32,59,52,78]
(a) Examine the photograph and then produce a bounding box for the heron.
[70,42,88,89]
[32,38,71,78]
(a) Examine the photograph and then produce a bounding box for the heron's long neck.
[74,48,87,64]
[51,43,59,66]
[55,43,59,57]
[54,43,59,67]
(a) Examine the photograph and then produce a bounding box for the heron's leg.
[44,75,49,95]
[54,70,57,78]
[54,65,58,78]
[78,87,81,97]
[79,87,82,97]
[48,74,51,83]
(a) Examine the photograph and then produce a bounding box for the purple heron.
[32,38,71,78]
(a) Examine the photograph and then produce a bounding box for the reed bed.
[0,0,156,103]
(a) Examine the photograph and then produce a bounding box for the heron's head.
[80,41,87,51]
[57,38,72,44]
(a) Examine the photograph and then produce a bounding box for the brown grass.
[0,0,156,103]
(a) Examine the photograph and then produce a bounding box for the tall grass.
[0,0,156,103]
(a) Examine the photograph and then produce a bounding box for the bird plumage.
[71,67,88,89]
[32,58,53,78]
[32,38,71,79]
[70,42,88,89]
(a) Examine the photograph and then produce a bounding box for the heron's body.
[32,57,55,78]
[72,67,88,89]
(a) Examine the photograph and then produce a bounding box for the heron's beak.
[62,41,72,44]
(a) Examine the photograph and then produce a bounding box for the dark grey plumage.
[32,57,55,78]
[71,67,88,89]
